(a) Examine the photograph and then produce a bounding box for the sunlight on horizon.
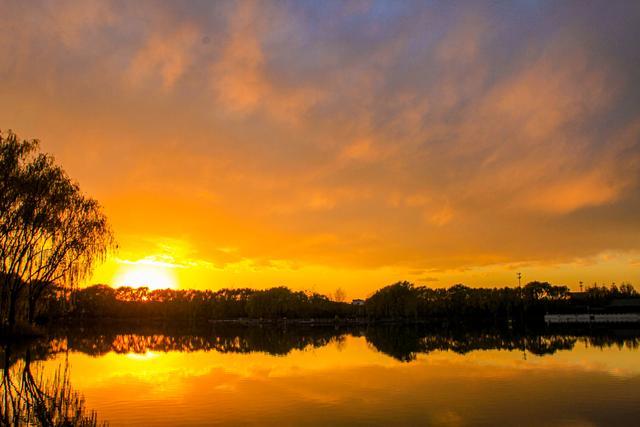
[113,258,178,290]
[12,0,637,295]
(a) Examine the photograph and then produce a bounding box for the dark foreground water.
[2,325,640,426]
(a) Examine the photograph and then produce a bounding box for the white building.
[544,313,640,324]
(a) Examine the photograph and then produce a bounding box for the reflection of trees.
[364,326,424,362]
[7,324,640,365]
[0,339,66,372]
[1,346,104,426]
[363,326,640,362]
[60,325,351,357]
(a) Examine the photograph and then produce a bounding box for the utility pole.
[579,281,583,292]
[517,271,526,360]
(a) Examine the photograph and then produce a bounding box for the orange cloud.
[129,25,200,89]
[523,172,621,214]
[211,2,323,123]
[3,1,640,294]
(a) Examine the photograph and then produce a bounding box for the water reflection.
[2,325,640,426]
[65,325,344,358]
[21,324,640,362]
[1,346,103,426]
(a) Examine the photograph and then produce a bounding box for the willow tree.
[0,130,113,329]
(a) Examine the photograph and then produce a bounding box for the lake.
[2,325,640,426]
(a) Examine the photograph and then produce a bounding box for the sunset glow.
[3,3,640,426]
[113,258,178,290]
[2,1,639,296]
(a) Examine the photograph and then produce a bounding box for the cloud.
[523,172,622,214]
[128,25,200,89]
[2,1,640,291]
[210,1,324,123]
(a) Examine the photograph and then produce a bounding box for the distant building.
[351,299,365,306]
[545,313,640,324]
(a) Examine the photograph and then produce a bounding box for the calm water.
[2,326,640,426]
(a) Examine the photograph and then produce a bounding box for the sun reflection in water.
[126,351,160,361]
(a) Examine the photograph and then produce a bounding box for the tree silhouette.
[0,130,113,330]
[333,288,346,303]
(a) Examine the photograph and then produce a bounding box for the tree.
[333,287,346,303]
[366,282,418,320]
[619,282,637,297]
[0,130,113,330]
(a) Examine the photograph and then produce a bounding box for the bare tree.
[333,287,346,303]
[0,131,114,330]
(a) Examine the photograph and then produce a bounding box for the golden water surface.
[3,329,640,426]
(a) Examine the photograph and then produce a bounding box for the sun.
[113,259,178,290]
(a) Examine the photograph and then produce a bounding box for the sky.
[1,0,639,297]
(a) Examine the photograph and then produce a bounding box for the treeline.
[3,280,638,330]
[364,281,638,321]
[67,285,354,322]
